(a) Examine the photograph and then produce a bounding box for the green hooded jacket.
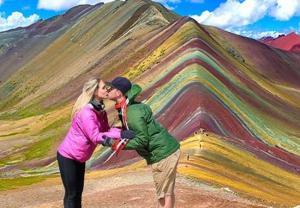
[122,84,180,164]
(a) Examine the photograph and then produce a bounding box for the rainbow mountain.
[0,0,300,206]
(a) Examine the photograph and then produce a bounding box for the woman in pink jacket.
[57,78,135,208]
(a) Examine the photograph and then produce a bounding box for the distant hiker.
[105,77,180,208]
[199,128,205,134]
[57,78,135,208]
[195,128,207,149]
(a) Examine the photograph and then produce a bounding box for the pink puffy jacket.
[58,104,120,162]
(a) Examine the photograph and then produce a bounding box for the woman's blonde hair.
[71,78,100,119]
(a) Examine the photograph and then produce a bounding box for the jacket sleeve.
[80,109,121,145]
[125,106,150,150]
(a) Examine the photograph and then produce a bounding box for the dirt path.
[0,168,268,208]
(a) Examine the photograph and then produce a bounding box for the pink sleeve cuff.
[103,128,121,139]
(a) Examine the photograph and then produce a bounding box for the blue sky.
[0,0,299,39]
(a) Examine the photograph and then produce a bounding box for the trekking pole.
[103,99,130,164]
[103,138,128,164]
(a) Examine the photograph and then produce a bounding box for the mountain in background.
[0,4,102,84]
[260,32,300,52]
[0,0,299,207]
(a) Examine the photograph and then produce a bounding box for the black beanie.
[110,77,132,94]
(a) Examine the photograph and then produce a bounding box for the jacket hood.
[126,84,142,104]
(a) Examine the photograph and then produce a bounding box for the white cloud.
[0,12,40,32]
[269,0,300,20]
[37,0,116,11]
[229,28,284,39]
[190,0,300,30]
[190,0,274,29]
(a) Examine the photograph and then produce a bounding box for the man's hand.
[121,130,135,139]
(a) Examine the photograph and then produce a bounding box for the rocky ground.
[0,167,269,208]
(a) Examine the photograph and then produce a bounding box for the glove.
[102,136,113,147]
[121,130,135,139]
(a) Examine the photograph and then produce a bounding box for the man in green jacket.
[106,77,180,208]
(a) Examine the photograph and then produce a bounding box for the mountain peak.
[286,32,299,38]
[260,32,300,52]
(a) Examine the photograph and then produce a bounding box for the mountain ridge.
[260,32,300,52]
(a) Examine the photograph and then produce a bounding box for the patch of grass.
[0,175,54,191]
[0,80,19,98]
[0,106,70,168]
[0,128,29,137]
[14,103,44,119]
[0,100,42,120]
[23,136,54,160]
[0,127,67,167]
[124,48,166,80]
[0,93,21,113]
[38,117,70,134]
[0,157,23,168]
[0,97,69,120]
[0,80,42,112]
[24,131,66,161]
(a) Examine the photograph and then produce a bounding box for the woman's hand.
[102,136,113,146]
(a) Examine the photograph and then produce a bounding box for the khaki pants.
[151,149,181,199]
